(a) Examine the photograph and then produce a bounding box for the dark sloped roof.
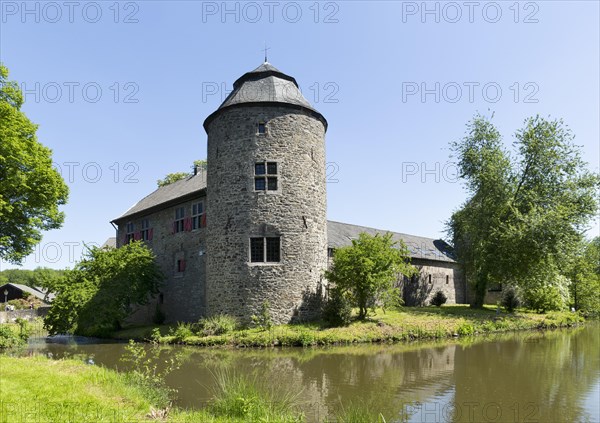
[204,62,327,130]
[1,283,54,302]
[327,221,456,263]
[112,173,206,222]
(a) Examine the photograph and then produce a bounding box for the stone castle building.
[111,62,466,324]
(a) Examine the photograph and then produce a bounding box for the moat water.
[16,323,600,422]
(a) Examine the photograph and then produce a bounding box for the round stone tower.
[203,62,328,324]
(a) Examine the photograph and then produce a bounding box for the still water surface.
[22,324,600,422]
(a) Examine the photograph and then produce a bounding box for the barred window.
[255,161,278,191]
[250,238,264,262]
[250,237,280,263]
[266,237,280,262]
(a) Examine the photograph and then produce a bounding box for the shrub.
[322,288,352,327]
[501,286,521,312]
[430,290,447,307]
[120,340,183,408]
[251,301,273,331]
[0,325,25,348]
[523,284,567,313]
[149,327,162,343]
[170,322,193,342]
[297,331,316,347]
[14,318,31,341]
[196,314,238,336]
[456,322,475,336]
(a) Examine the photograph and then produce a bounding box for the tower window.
[250,237,281,263]
[266,237,280,262]
[429,274,432,284]
[446,275,450,285]
[254,161,278,191]
[250,238,264,262]
[258,122,266,134]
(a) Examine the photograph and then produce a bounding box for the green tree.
[44,242,163,336]
[156,172,190,187]
[0,64,69,264]
[449,114,599,308]
[324,232,416,319]
[567,237,600,315]
[156,159,207,187]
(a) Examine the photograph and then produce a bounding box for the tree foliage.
[0,64,69,263]
[324,232,416,319]
[566,237,600,315]
[156,159,207,187]
[448,114,599,308]
[44,242,163,336]
[156,172,190,187]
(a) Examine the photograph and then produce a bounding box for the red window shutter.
[181,259,186,272]
[185,217,192,232]
[148,228,153,240]
[201,214,206,228]
[134,232,141,241]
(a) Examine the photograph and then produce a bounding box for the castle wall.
[206,106,328,324]
[400,258,466,306]
[116,195,207,324]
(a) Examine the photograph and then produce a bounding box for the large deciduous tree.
[448,114,599,308]
[566,237,600,315]
[44,242,163,336]
[0,64,69,263]
[325,232,416,319]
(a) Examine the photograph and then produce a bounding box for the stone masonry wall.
[117,194,207,324]
[399,258,465,306]
[206,106,328,324]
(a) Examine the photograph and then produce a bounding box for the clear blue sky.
[1,1,598,270]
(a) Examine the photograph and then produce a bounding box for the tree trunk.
[470,276,487,308]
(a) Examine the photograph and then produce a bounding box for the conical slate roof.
[203,62,327,130]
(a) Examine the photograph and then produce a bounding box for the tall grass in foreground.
[208,369,305,422]
[327,400,388,423]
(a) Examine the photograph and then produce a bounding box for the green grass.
[111,306,585,348]
[0,355,304,423]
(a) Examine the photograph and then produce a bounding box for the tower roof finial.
[262,43,270,63]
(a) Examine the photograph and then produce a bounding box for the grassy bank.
[112,306,585,347]
[0,355,304,422]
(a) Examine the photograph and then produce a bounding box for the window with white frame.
[257,122,266,134]
[254,161,278,191]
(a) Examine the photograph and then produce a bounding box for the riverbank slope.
[0,355,304,422]
[112,306,585,347]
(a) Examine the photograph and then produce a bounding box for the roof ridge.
[327,220,443,242]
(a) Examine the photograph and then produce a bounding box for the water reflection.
[18,324,600,422]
